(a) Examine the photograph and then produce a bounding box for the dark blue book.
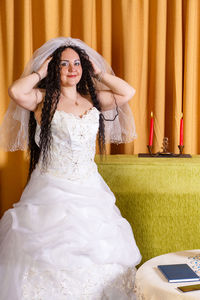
[158,264,200,283]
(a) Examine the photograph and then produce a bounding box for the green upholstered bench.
[95,155,200,266]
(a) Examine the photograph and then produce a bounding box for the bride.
[0,37,141,300]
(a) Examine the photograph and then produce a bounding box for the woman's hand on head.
[37,57,52,79]
[90,60,102,75]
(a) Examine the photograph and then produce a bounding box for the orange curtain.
[0,0,200,214]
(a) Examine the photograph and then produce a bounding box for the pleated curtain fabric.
[0,0,200,213]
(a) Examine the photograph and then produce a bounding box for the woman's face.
[60,48,82,87]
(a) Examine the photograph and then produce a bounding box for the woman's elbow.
[8,85,13,98]
[8,85,18,100]
[8,86,26,108]
[129,87,136,99]
[125,87,136,102]
[8,85,25,106]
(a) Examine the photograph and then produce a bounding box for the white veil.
[0,37,137,151]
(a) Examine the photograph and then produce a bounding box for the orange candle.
[180,113,183,146]
[149,112,154,146]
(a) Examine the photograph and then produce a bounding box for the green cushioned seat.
[95,155,200,266]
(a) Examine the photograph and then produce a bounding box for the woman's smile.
[67,74,77,77]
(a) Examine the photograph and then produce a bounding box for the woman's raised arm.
[96,73,135,110]
[8,57,51,111]
[92,62,135,110]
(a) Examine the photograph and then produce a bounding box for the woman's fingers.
[90,60,102,75]
[38,57,53,79]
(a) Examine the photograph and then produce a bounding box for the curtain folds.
[0,0,199,213]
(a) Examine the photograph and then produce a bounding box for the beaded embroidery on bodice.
[35,107,100,181]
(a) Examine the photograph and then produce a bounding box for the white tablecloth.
[134,250,200,300]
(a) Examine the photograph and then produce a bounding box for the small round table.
[134,250,200,300]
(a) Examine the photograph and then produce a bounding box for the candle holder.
[139,138,191,158]
[178,145,184,155]
[158,137,172,156]
[147,145,153,156]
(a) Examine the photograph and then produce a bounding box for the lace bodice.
[35,107,100,181]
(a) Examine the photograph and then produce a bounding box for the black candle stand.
[138,139,191,158]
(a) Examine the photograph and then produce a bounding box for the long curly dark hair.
[28,45,105,179]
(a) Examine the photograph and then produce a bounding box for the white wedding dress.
[0,107,141,300]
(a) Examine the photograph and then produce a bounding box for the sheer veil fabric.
[0,37,137,151]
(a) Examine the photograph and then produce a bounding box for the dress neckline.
[55,106,98,119]
[36,107,99,127]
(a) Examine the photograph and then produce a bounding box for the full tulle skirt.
[0,168,141,300]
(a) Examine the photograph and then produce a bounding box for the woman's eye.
[74,61,80,66]
[60,62,69,67]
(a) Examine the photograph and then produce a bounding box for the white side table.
[134,250,200,300]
